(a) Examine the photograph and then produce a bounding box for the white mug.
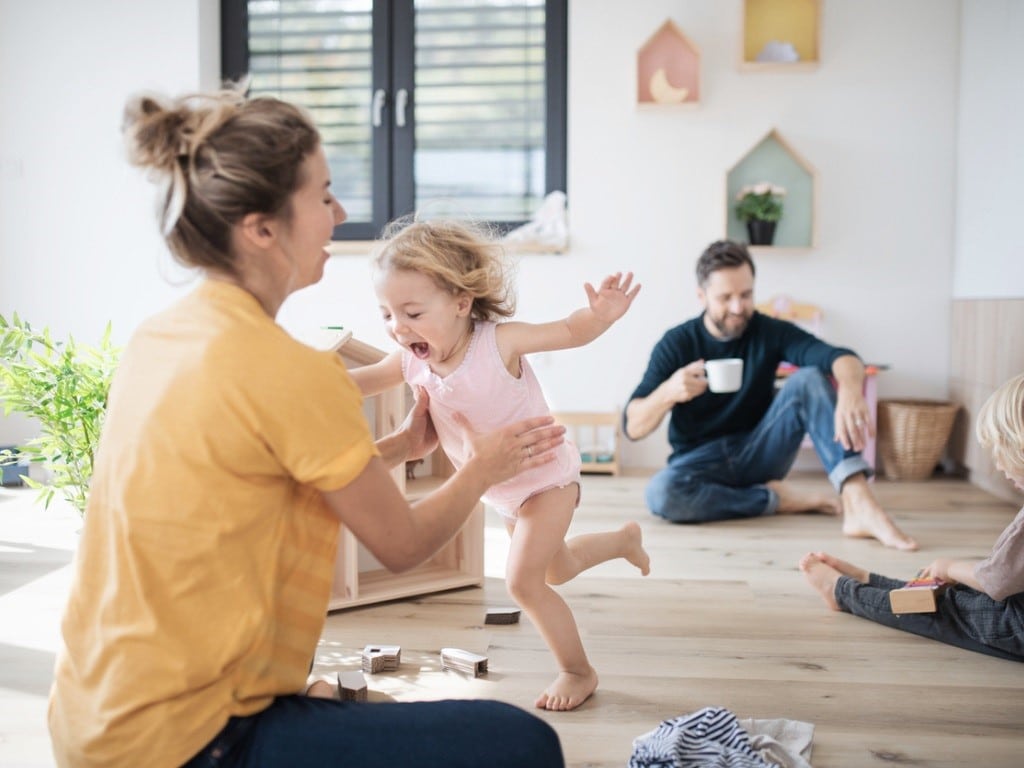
[705,358,743,393]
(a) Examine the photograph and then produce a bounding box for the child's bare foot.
[535,667,599,711]
[767,480,841,515]
[798,552,842,610]
[623,521,651,576]
[814,551,870,583]
[840,476,918,550]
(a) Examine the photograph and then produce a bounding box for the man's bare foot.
[840,476,918,550]
[622,521,651,576]
[767,480,841,515]
[798,552,842,610]
[535,667,598,711]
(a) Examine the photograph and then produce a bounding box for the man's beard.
[709,312,751,341]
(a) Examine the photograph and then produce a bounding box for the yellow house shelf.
[741,0,821,71]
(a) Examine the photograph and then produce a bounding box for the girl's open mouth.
[410,342,430,359]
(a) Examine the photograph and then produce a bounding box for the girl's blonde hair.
[122,88,320,275]
[373,217,516,321]
[976,372,1024,481]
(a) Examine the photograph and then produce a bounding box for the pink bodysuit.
[403,320,581,518]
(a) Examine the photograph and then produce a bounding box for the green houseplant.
[0,314,119,515]
[734,182,786,245]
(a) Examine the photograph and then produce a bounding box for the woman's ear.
[456,293,473,316]
[239,212,278,251]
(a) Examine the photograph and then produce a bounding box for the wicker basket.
[877,399,960,481]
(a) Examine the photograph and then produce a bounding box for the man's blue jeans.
[645,368,872,523]
[181,695,564,768]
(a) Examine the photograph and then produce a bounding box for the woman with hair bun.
[47,90,566,768]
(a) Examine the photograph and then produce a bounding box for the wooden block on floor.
[362,644,401,674]
[889,578,947,614]
[485,606,521,625]
[337,671,367,702]
[440,647,488,677]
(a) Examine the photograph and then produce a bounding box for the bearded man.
[624,240,916,550]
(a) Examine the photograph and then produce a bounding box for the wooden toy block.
[889,577,947,614]
[441,647,488,677]
[337,671,368,702]
[361,644,401,674]
[485,607,521,625]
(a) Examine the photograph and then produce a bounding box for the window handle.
[372,88,387,127]
[395,88,408,128]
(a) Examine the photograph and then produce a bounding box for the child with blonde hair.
[352,217,651,710]
[799,372,1024,661]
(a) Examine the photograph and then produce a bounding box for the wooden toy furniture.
[551,411,621,475]
[328,336,484,611]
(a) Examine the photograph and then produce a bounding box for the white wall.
[952,0,1024,299]
[0,0,969,470]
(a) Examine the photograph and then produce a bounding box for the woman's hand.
[401,386,438,461]
[451,412,566,488]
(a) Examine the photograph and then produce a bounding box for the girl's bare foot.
[798,553,842,610]
[767,480,841,515]
[840,477,918,550]
[535,666,599,711]
[622,521,651,576]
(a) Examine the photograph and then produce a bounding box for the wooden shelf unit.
[725,128,818,249]
[553,411,621,475]
[637,19,701,107]
[741,0,821,71]
[328,337,483,611]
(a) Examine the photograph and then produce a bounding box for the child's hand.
[584,272,640,324]
[920,558,954,583]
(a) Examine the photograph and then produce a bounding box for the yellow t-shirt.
[49,281,378,768]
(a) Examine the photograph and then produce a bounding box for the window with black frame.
[221,0,567,241]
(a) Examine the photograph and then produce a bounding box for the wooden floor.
[2,472,1023,767]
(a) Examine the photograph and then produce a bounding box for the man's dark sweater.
[626,311,856,460]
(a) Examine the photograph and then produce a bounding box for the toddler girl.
[351,218,651,710]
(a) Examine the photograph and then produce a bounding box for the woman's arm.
[347,350,404,397]
[496,273,639,366]
[322,412,566,573]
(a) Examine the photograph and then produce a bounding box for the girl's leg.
[183,695,564,768]
[545,488,650,585]
[506,486,597,711]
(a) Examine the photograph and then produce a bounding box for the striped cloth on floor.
[629,706,779,768]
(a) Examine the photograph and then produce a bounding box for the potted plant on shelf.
[0,314,119,516]
[735,182,786,246]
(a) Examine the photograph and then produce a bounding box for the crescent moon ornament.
[648,67,689,104]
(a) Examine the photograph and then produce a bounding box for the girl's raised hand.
[584,271,641,324]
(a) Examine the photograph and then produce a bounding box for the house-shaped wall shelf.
[725,128,817,250]
[329,335,483,611]
[741,0,821,71]
[637,19,701,106]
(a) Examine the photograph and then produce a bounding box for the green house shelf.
[725,128,817,250]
